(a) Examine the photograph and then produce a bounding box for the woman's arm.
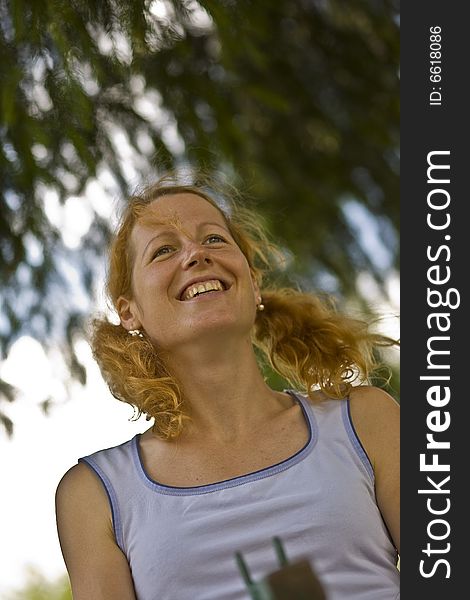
[55,462,137,600]
[349,385,400,555]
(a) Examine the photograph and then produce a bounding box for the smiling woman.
[55,173,400,600]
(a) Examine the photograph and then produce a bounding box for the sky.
[0,337,150,596]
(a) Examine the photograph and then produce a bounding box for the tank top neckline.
[131,389,318,496]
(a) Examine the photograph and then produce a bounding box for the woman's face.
[117,193,260,351]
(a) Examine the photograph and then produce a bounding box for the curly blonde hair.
[91,173,396,439]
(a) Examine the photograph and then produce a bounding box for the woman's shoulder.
[56,436,139,510]
[55,466,136,599]
[75,435,138,473]
[295,385,399,410]
[56,461,109,509]
[55,463,112,548]
[348,385,400,422]
[348,385,400,470]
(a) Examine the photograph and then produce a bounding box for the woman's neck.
[162,335,288,443]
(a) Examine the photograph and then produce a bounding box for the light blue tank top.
[79,391,400,599]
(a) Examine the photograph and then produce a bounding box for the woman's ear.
[116,295,142,331]
[250,270,261,304]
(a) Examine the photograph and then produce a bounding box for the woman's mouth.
[180,279,227,301]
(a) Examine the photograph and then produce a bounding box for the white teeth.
[182,279,224,301]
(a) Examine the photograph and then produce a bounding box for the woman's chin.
[179,314,254,347]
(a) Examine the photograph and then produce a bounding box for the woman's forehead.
[137,192,227,229]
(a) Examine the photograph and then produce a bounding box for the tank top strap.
[284,388,374,483]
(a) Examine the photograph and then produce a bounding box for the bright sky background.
[0,338,150,596]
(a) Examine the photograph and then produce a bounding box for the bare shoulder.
[348,385,400,469]
[349,384,399,421]
[55,461,114,544]
[349,385,400,554]
[56,462,110,517]
[56,461,97,493]
[56,463,137,599]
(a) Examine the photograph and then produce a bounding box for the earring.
[128,329,144,338]
[257,298,265,311]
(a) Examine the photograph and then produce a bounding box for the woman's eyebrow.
[197,221,230,232]
[142,231,174,260]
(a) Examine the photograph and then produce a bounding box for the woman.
[55,174,400,599]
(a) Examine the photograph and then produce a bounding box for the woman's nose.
[182,243,212,269]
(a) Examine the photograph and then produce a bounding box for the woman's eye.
[151,246,174,260]
[204,234,226,244]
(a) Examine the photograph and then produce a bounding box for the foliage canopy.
[0,0,399,432]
